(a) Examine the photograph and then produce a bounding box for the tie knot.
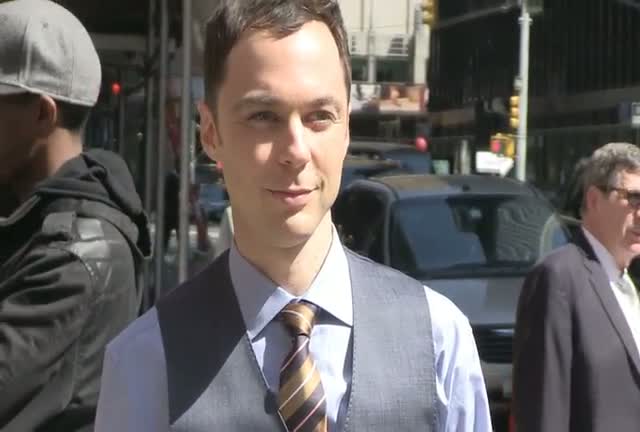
[279,301,319,337]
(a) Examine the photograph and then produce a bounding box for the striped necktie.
[277,301,327,432]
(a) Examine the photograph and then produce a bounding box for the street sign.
[631,102,640,128]
[475,151,514,177]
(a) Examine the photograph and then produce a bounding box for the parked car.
[348,140,435,174]
[192,155,229,222]
[332,174,571,428]
[340,155,406,192]
[198,182,228,222]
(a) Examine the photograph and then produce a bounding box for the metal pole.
[412,4,427,85]
[142,0,156,303]
[177,0,192,283]
[460,139,471,175]
[144,0,156,218]
[515,1,531,181]
[154,0,169,297]
[118,89,126,158]
[367,0,376,83]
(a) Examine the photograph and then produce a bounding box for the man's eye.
[628,192,640,206]
[248,112,279,123]
[305,111,336,126]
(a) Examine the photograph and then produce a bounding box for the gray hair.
[581,142,640,210]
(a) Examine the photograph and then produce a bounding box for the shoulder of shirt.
[345,251,471,330]
[105,307,164,364]
[423,285,472,338]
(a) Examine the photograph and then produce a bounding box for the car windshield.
[389,194,570,278]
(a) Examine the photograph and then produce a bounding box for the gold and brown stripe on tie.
[277,301,328,432]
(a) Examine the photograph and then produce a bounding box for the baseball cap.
[0,0,101,107]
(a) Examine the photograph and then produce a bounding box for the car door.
[333,187,388,264]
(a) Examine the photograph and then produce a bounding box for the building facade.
[428,0,640,190]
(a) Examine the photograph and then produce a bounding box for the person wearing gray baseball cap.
[0,1,151,431]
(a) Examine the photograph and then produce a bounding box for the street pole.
[154,0,169,298]
[142,0,156,307]
[144,0,156,223]
[515,0,531,181]
[412,3,428,85]
[367,0,376,83]
[177,0,192,283]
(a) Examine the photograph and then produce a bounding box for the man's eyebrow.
[308,96,343,115]
[233,93,280,112]
[233,93,344,114]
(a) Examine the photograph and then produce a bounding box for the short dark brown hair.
[2,93,89,132]
[203,0,351,109]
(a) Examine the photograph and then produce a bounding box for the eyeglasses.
[601,186,640,209]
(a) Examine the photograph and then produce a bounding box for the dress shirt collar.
[229,226,353,341]
[583,226,625,282]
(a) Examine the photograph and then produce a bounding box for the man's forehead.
[619,169,640,186]
[219,22,347,104]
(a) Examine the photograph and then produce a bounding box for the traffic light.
[111,82,122,97]
[421,0,438,26]
[490,133,515,158]
[509,95,520,130]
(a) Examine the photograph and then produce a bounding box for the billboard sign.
[350,83,428,114]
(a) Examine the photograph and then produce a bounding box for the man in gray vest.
[95,1,491,430]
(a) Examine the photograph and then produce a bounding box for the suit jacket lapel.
[576,229,640,376]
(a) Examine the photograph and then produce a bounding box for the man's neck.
[234,214,334,296]
[12,131,82,202]
[582,221,630,272]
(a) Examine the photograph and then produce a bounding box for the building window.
[352,57,368,82]
[376,58,410,83]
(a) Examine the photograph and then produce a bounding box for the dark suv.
[349,141,434,174]
[333,174,570,427]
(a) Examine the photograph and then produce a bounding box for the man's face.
[199,21,349,248]
[0,94,38,185]
[590,170,640,263]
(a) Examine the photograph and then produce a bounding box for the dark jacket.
[513,228,640,432]
[0,150,152,432]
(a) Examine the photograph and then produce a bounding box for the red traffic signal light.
[415,136,428,152]
[491,138,502,153]
[111,82,122,96]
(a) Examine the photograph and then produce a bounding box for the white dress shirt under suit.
[95,231,492,431]
[583,227,640,357]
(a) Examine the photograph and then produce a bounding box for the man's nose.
[278,117,311,169]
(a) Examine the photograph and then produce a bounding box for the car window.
[334,190,386,262]
[388,194,570,278]
[386,149,434,174]
[199,183,227,201]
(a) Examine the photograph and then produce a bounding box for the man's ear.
[342,102,351,155]
[585,184,601,213]
[34,95,58,138]
[197,101,221,161]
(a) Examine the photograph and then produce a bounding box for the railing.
[349,32,411,58]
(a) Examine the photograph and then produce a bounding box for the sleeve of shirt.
[95,309,170,432]
[94,348,134,432]
[424,287,493,432]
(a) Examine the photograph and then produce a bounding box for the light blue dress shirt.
[95,233,492,431]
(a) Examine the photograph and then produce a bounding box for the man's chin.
[277,211,330,244]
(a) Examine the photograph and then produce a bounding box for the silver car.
[332,174,570,430]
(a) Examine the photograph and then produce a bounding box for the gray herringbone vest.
[157,249,437,431]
